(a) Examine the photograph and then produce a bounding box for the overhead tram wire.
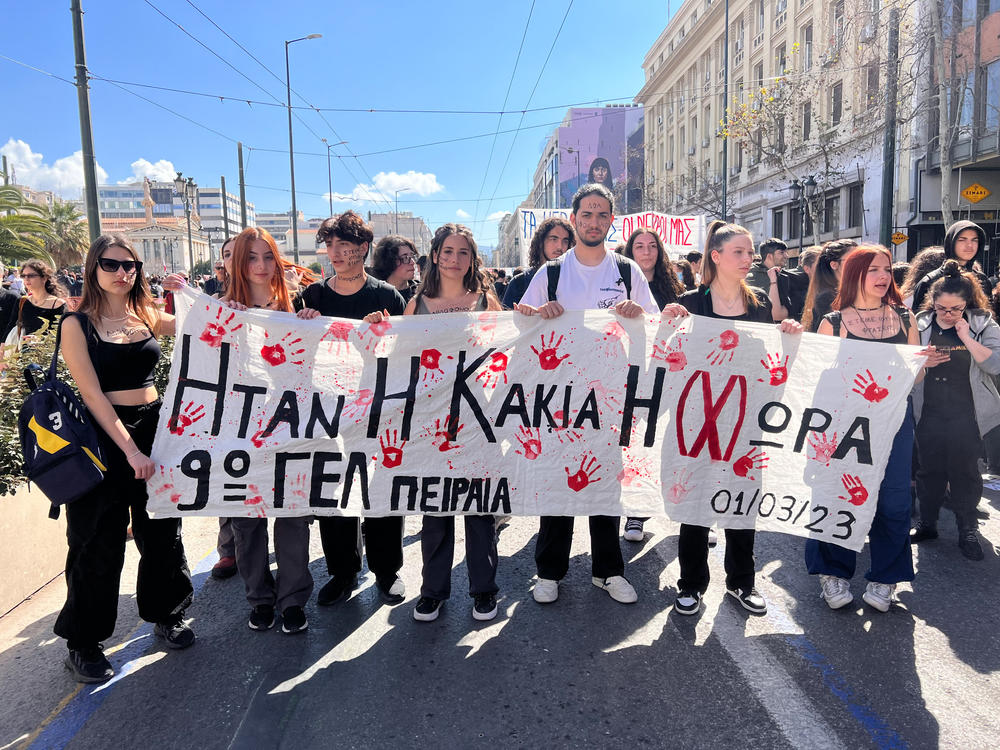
[472,0,536,229]
[481,0,574,223]
[180,0,396,214]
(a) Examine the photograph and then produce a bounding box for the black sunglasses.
[97,258,142,274]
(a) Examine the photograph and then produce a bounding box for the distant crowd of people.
[10,182,998,686]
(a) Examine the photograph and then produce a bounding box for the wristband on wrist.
[126,449,142,460]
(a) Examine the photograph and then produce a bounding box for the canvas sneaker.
[376,575,406,605]
[472,593,498,621]
[592,575,638,604]
[727,587,768,615]
[909,522,938,544]
[281,606,308,634]
[248,604,276,631]
[413,597,442,622]
[862,582,896,613]
[623,518,644,542]
[532,578,559,604]
[819,575,853,610]
[64,645,113,683]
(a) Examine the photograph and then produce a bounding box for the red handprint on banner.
[343,389,374,422]
[167,402,205,436]
[475,351,510,390]
[599,320,628,358]
[199,306,243,347]
[153,467,182,505]
[852,370,889,403]
[379,429,407,468]
[244,484,266,518]
[706,329,740,365]
[666,469,694,504]
[651,334,688,372]
[261,331,305,367]
[420,348,446,384]
[359,319,392,352]
[732,448,769,480]
[586,379,622,412]
[530,332,571,371]
[467,312,499,347]
[758,353,789,385]
[513,426,543,460]
[426,415,464,452]
[839,474,869,506]
[808,432,839,466]
[551,410,583,444]
[320,321,354,355]
[617,452,652,487]
[565,453,602,492]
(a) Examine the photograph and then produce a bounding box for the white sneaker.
[862,582,895,612]
[592,575,638,604]
[623,518,644,542]
[533,578,559,603]
[819,575,853,610]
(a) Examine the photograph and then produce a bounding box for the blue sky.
[2,1,670,246]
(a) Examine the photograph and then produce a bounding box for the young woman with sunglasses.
[807,246,945,612]
[910,260,1000,560]
[56,234,194,683]
[18,258,68,335]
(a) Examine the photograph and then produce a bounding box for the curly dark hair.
[371,234,417,281]
[528,217,575,269]
[622,228,685,305]
[923,259,991,312]
[316,210,373,247]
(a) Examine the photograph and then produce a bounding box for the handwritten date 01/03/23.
[709,487,857,540]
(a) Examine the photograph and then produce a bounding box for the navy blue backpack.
[18,318,106,516]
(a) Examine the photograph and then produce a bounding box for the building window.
[776,115,786,153]
[773,209,784,239]
[866,62,879,108]
[833,0,846,47]
[985,59,1000,132]
[775,43,787,75]
[823,194,840,233]
[958,70,975,133]
[831,82,843,125]
[789,205,800,240]
[802,24,813,71]
[802,101,812,140]
[848,184,863,228]
[757,0,765,31]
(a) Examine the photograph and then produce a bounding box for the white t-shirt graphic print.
[519,247,660,313]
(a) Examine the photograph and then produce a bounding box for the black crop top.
[822,305,910,345]
[69,313,161,392]
[20,298,66,335]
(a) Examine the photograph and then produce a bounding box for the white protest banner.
[517,209,706,261]
[149,289,924,551]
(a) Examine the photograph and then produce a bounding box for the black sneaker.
[959,530,985,561]
[154,616,196,649]
[281,605,309,634]
[413,596,442,622]
[317,574,357,606]
[910,522,939,544]
[64,645,113,683]
[727,587,768,615]
[472,593,498,621]
[248,604,275,631]
[674,590,702,616]
[376,575,406,605]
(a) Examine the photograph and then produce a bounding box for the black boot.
[958,528,984,561]
[910,522,939,544]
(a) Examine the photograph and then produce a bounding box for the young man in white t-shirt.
[516,183,659,605]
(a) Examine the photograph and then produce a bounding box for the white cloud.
[456,208,471,219]
[0,138,108,198]
[326,170,445,207]
[487,211,510,221]
[118,158,177,184]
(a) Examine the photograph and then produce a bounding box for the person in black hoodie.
[910,221,992,312]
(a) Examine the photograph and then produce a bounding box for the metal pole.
[220,175,230,240]
[185,185,195,274]
[395,190,400,234]
[799,193,805,254]
[721,0,730,222]
[285,42,300,263]
[879,7,900,249]
[237,141,248,229]
[71,0,101,241]
[325,140,333,216]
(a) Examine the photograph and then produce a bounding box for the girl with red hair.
[808,245,945,613]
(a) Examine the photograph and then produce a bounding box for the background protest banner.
[149,289,924,551]
[517,209,706,263]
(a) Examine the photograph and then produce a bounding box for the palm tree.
[0,184,55,265]
[42,200,89,269]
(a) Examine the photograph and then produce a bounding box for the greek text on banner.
[148,289,924,552]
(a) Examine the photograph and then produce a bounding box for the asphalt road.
[2,486,999,749]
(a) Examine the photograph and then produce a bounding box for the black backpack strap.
[546,260,562,302]
[826,311,842,337]
[615,257,632,300]
[895,305,911,335]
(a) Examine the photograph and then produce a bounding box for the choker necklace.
[854,303,884,311]
[102,313,129,322]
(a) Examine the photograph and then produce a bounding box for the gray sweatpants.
[419,515,499,600]
[232,517,313,611]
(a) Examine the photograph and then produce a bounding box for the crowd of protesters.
[16,183,999,684]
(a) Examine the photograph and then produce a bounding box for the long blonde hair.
[699,220,761,310]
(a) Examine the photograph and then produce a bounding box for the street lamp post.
[394,188,410,233]
[790,175,818,254]
[174,172,197,274]
[321,138,347,216]
[285,33,322,264]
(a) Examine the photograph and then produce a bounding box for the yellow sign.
[891,232,908,246]
[961,183,991,204]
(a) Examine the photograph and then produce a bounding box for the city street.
[2,485,999,750]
